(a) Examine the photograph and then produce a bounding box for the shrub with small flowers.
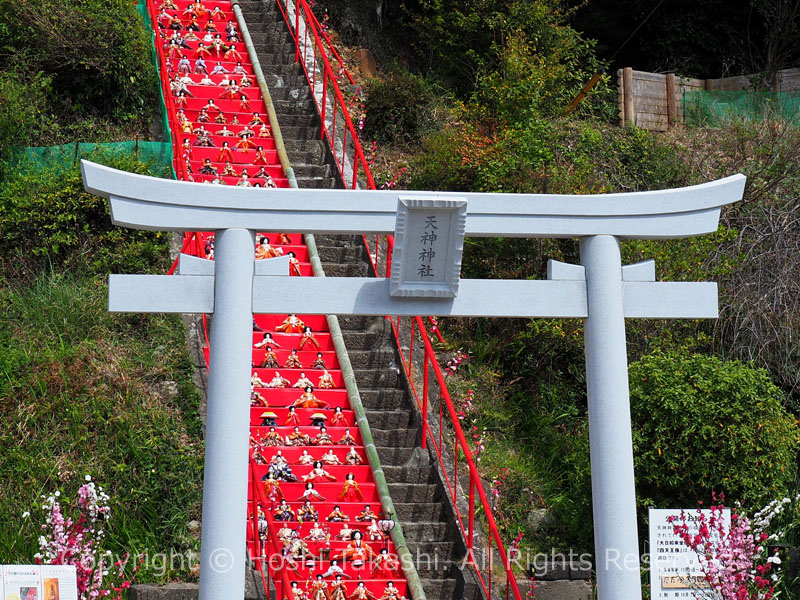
[34,476,139,600]
[669,495,783,600]
[444,349,467,376]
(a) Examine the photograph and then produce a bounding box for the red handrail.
[274,0,376,191]
[269,3,522,593]
[303,7,355,86]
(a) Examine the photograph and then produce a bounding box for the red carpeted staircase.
[145,0,411,598]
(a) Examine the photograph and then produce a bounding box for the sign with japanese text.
[1,565,77,600]
[390,197,467,298]
[649,508,730,600]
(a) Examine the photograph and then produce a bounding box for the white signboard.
[390,197,467,298]
[1,566,77,600]
[649,508,730,599]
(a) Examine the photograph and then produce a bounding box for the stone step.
[418,578,458,599]
[321,262,368,276]
[273,99,318,115]
[386,483,439,504]
[375,445,416,465]
[344,348,395,369]
[363,409,411,430]
[284,139,327,158]
[371,427,418,448]
[359,388,407,411]
[339,331,392,351]
[313,234,363,247]
[406,540,459,565]
[290,163,329,178]
[383,464,432,485]
[336,315,384,330]
[316,244,367,264]
[352,368,398,388]
[265,112,318,128]
[399,520,451,541]
[395,502,446,522]
[272,124,323,140]
[250,52,297,65]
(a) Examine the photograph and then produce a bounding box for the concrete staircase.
[313,236,485,600]
[235,3,486,596]
[238,0,340,190]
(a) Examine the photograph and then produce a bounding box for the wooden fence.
[617,67,800,130]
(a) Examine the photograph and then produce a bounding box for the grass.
[0,271,204,583]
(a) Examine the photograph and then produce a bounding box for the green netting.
[683,91,800,127]
[6,141,175,177]
[136,0,175,158]
[6,1,177,180]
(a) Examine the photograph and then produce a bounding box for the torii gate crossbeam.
[82,160,745,600]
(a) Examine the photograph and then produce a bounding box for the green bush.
[630,351,799,508]
[363,72,449,145]
[0,0,157,122]
[0,153,169,277]
[0,71,53,157]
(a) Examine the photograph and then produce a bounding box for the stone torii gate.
[82,160,745,600]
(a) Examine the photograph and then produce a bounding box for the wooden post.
[617,69,625,126]
[623,68,634,126]
[704,79,713,91]
[665,73,677,128]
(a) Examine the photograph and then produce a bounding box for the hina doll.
[345,447,364,466]
[327,505,349,523]
[285,350,303,370]
[255,332,282,348]
[333,532,377,570]
[263,426,283,447]
[276,314,306,333]
[266,371,290,388]
[320,449,342,465]
[318,370,336,390]
[285,406,302,427]
[312,352,327,370]
[305,522,328,542]
[292,386,329,409]
[378,582,404,600]
[298,482,326,502]
[329,576,348,600]
[356,505,378,522]
[337,473,363,502]
[312,426,334,446]
[261,346,279,368]
[293,372,314,389]
[262,472,283,503]
[372,550,399,578]
[308,575,330,600]
[303,461,336,483]
[288,251,302,276]
[299,326,320,349]
[297,449,315,465]
[338,429,357,445]
[297,500,320,523]
[274,500,296,521]
[287,426,311,447]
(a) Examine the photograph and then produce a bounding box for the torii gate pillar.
[581,235,640,599]
[199,229,254,600]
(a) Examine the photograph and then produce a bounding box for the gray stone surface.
[517,579,592,600]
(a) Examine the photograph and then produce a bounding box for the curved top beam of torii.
[82,160,745,239]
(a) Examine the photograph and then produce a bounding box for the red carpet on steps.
[146,0,410,597]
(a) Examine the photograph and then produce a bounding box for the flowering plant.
[34,476,139,600]
[668,495,782,600]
